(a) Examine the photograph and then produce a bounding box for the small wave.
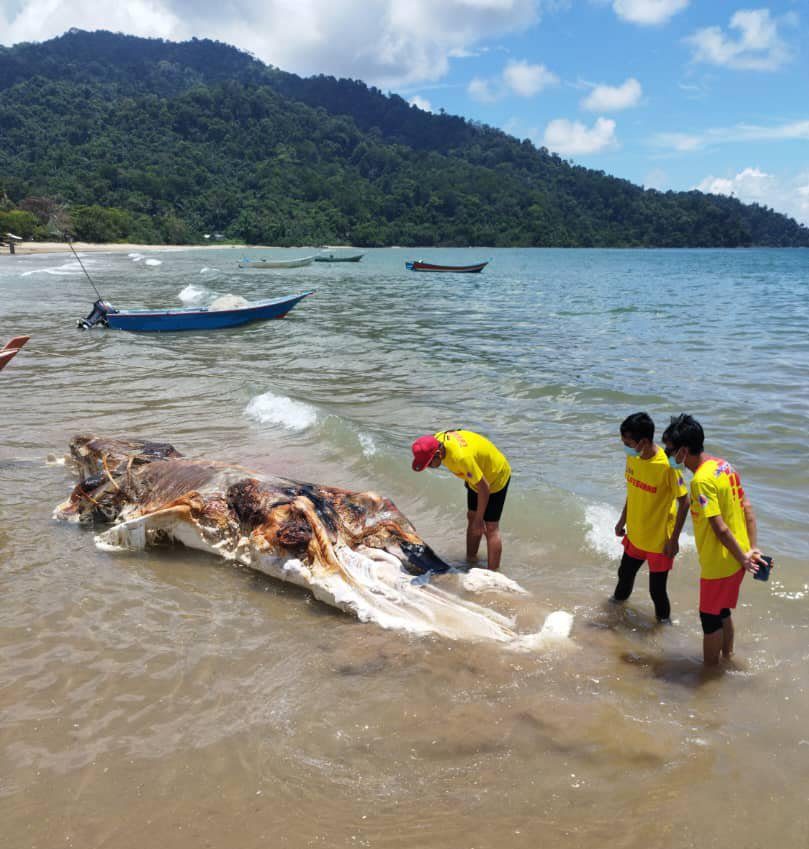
[129,253,143,262]
[144,258,162,266]
[21,261,84,277]
[584,503,624,559]
[584,502,695,559]
[178,284,209,304]
[358,433,377,457]
[199,267,216,274]
[245,391,317,431]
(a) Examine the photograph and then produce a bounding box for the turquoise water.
[7,246,806,552]
[1,246,808,849]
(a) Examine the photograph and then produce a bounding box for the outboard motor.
[78,300,114,330]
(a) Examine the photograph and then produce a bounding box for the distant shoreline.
[4,242,804,257]
[8,242,252,256]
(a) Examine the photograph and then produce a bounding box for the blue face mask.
[624,444,640,457]
[668,451,685,469]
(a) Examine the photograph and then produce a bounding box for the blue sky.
[2,0,807,222]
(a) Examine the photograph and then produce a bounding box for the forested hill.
[1,29,807,247]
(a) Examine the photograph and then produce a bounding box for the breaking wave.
[178,284,210,304]
[583,502,694,559]
[21,261,86,277]
[244,390,318,431]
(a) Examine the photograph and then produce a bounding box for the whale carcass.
[55,435,572,647]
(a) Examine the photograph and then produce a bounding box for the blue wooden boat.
[78,292,314,332]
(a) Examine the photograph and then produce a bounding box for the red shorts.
[699,569,745,615]
[622,536,674,573]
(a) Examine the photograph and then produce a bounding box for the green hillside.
[1,29,807,247]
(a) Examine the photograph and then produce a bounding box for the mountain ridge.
[1,29,806,247]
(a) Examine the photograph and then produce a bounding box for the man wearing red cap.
[411,429,511,570]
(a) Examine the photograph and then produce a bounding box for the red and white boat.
[0,336,30,372]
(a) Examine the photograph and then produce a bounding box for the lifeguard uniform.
[435,430,511,522]
[613,444,687,621]
[624,446,688,571]
[690,458,749,615]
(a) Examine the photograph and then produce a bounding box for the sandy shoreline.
[6,242,250,256]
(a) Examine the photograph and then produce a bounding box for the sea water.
[1,246,807,848]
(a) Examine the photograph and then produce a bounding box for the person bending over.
[411,429,511,571]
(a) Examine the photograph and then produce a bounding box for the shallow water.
[1,247,808,848]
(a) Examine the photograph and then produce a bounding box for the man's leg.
[720,609,734,659]
[649,570,671,621]
[484,521,502,571]
[466,511,483,561]
[700,611,724,666]
[613,553,644,602]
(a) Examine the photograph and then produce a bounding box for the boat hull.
[0,335,29,371]
[238,256,316,268]
[314,254,364,263]
[83,293,314,333]
[405,261,488,273]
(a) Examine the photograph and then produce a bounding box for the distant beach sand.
[8,242,249,256]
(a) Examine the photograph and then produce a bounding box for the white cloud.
[654,132,704,151]
[0,0,181,42]
[543,116,617,155]
[686,8,792,71]
[696,167,770,200]
[613,0,688,26]
[502,60,558,96]
[467,76,498,102]
[409,95,433,112]
[581,77,642,112]
[654,119,809,151]
[695,168,809,225]
[0,0,541,87]
[468,58,558,101]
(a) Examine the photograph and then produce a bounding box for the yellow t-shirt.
[625,445,688,554]
[434,430,511,493]
[690,457,750,579]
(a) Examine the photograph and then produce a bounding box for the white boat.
[238,255,316,269]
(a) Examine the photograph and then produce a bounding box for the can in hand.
[753,555,773,582]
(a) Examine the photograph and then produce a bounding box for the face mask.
[668,454,684,469]
[624,444,640,457]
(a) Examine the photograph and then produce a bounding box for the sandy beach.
[6,241,248,256]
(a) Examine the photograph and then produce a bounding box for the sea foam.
[21,261,85,277]
[358,433,377,457]
[244,391,317,431]
[584,501,694,559]
[178,284,209,304]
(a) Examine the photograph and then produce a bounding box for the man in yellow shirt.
[613,412,690,622]
[666,413,764,666]
[411,429,511,571]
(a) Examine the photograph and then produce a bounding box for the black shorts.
[465,478,510,523]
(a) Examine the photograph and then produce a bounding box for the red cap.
[411,435,440,471]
